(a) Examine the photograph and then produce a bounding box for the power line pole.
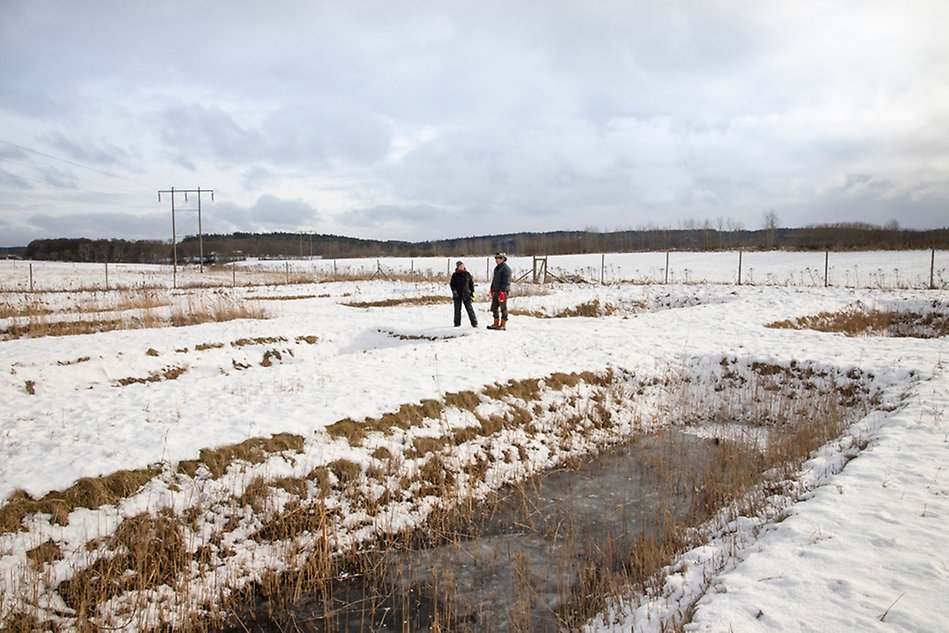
[158,187,214,286]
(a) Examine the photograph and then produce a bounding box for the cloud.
[248,194,320,226]
[27,211,170,241]
[158,104,259,168]
[241,166,275,190]
[2,0,949,245]
[48,132,130,167]
[0,169,32,190]
[209,195,321,234]
[155,100,393,171]
[340,203,445,227]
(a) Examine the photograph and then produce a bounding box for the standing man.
[487,252,512,330]
[450,260,478,327]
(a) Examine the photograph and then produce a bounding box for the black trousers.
[454,297,478,326]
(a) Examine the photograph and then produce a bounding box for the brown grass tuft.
[327,459,362,485]
[57,511,189,617]
[483,377,542,402]
[0,467,160,534]
[237,477,273,513]
[116,364,188,386]
[325,418,368,444]
[231,335,287,347]
[767,307,949,338]
[177,433,305,479]
[26,540,64,569]
[343,295,451,308]
[443,389,482,411]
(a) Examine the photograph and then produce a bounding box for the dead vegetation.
[116,364,188,386]
[766,305,949,338]
[0,293,270,341]
[343,294,452,308]
[511,298,621,318]
[0,467,160,533]
[176,433,305,479]
[0,360,886,632]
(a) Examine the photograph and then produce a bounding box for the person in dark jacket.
[449,260,478,327]
[487,252,512,330]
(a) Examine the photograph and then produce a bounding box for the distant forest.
[17,223,949,264]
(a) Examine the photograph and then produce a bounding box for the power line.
[0,138,154,190]
[0,156,147,197]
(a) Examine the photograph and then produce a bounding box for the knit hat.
[495,252,507,261]
[455,260,464,267]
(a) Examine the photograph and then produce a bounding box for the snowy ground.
[0,252,947,631]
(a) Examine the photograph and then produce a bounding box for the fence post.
[664,252,669,284]
[600,253,605,285]
[29,263,34,292]
[737,250,742,286]
[105,261,109,290]
[931,248,936,290]
[232,266,236,287]
[824,251,829,288]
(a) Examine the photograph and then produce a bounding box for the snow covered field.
[4,249,947,290]
[0,251,947,631]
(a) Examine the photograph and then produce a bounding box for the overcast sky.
[1,1,948,247]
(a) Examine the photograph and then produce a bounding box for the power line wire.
[0,138,154,190]
[0,156,146,197]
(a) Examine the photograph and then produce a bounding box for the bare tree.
[762,210,779,249]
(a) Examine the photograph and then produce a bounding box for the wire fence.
[1,249,946,292]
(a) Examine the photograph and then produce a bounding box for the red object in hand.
[499,291,506,301]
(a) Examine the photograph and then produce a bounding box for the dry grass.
[0,467,160,533]
[245,293,330,301]
[767,307,949,338]
[57,511,191,623]
[0,293,270,340]
[116,364,188,386]
[25,540,64,569]
[231,335,287,347]
[511,298,619,318]
[326,399,449,444]
[56,355,91,366]
[343,294,452,308]
[225,356,866,632]
[0,299,55,319]
[0,361,882,632]
[328,459,363,485]
[170,296,268,326]
[177,433,305,479]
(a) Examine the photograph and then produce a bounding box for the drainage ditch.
[225,430,773,632]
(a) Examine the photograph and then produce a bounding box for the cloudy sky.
[1,1,948,247]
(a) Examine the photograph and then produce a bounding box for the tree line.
[17,223,949,263]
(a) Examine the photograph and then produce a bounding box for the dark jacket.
[450,269,475,298]
[490,262,512,294]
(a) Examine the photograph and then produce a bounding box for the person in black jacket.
[487,252,512,330]
[449,260,478,327]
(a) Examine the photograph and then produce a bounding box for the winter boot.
[499,318,507,330]
[486,317,500,330]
